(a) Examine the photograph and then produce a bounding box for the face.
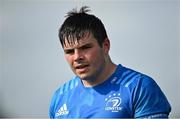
[63,32,109,81]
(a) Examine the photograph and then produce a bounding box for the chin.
[78,75,88,80]
[77,73,90,80]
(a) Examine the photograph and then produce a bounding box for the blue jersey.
[49,64,171,118]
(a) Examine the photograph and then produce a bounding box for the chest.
[55,88,133,118]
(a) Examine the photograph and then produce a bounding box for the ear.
[103,38,110,54]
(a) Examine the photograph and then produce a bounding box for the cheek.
[85,50,96,59]
[87,50,103,62]
[65,56,73,65]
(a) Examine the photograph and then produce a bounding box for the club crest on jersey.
[105,93,122,112]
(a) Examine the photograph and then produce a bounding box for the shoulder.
[53,76,79,98]
[116,65,163,99]
[118,65,154,88]
[117,65,171,117]
[49,76,79,118]
[119,66,171,117]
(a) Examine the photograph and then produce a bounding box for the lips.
[75,64,89,69]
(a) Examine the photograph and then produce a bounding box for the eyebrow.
[64,42,93,51]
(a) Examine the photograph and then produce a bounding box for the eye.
[64,49,74,54]
[81,45,92,50]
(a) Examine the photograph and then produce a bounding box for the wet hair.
[59,6,108,47]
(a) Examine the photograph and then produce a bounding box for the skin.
[63,32,117,87]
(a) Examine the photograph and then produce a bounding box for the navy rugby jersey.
[49,64,171,118]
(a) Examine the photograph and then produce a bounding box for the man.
[50,6,171,118]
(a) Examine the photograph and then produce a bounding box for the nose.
[74,49,83,62]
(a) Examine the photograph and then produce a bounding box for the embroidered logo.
[105,93,122,112]
[55,103,69,117]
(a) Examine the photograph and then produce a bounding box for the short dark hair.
[59,6,108,47]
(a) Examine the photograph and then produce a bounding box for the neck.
[82,61,117,87]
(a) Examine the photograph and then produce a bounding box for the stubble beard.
[78,62,106,84]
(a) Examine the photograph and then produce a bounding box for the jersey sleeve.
[133,75,171,118]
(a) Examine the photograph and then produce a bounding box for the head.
[59,6,111,82]
[59,6,107,48]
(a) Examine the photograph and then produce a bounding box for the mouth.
[75,64,89,70]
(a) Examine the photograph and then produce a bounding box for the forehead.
[63,32,97,49]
